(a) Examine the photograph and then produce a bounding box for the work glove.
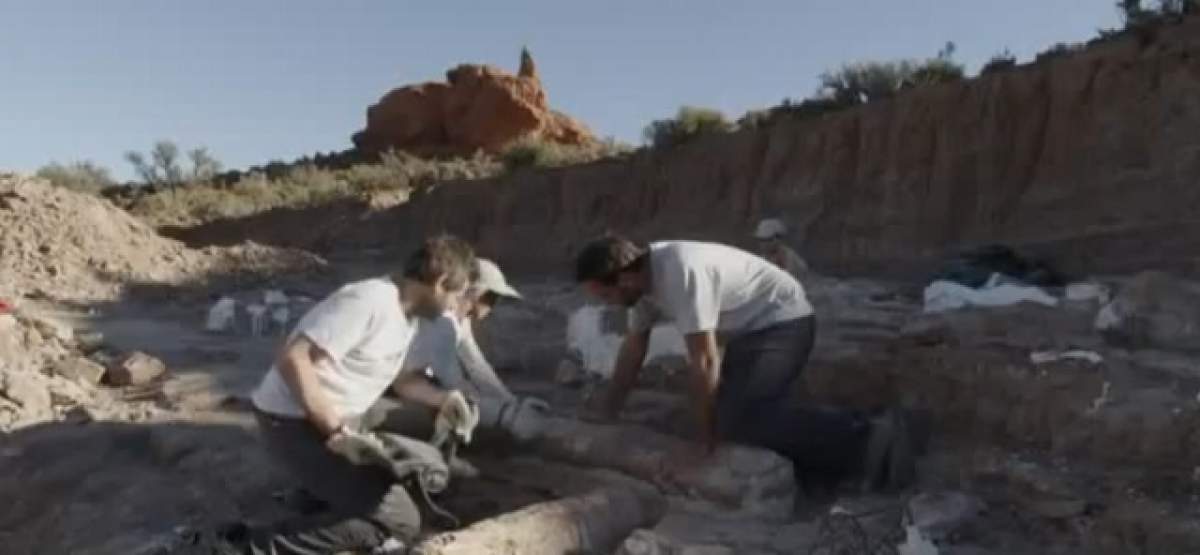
[376,432,451,493]
[325,426,393,468]
[432,390,480,449]
[503,396,551,443]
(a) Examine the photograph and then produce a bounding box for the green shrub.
[737,109,774,130]
[819,61,913,105]
[908,59,965,86]
[773,96,856,120]
[817,42,963,106]
[36,161,115,192]
[980,50,1018,75]
[643,106,733,149]
[1117,0,1197,28]
[125,140,223,189]
[128,151,505,226]
[1035,42,1084,63]
[499,137,630,171]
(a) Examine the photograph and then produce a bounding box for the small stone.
[54,357,107,385]
[908,491,986,541]
[0,370,51,415]
[62,405,98,424]
[25,315,72,343]
[1025,496,1088,519]
[74,331,105,354]
[554,357,584,386]
[106,351,167,386]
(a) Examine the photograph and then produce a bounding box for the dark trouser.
[715,316,869,485]
[249,410,421,555]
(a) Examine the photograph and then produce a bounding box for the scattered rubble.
[53,356,107,384]
[907,491,986,541]
[1097,271,1200,352]
[0,308,151,431]
[106,351,167,386]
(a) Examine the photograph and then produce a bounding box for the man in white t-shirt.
[395,259,550,443]
[242,236,478,555]
[575,236,915,491]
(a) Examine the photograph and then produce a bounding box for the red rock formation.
[353,49,595,157]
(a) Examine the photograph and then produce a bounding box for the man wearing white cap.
[754,218,810,276]
[382,258,549,444]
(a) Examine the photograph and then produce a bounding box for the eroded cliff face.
[360,19,1200,277]
[178,18,1200,278]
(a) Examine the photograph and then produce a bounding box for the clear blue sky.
[1,1,1120,180]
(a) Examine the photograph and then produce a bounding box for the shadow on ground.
[0,417,287,555]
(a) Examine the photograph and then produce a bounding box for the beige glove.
[325,426,392,467]
[432,390,480,448]
[504,396,551,443]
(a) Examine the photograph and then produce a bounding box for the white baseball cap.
[472,258,522,299]
[753,218,787,240]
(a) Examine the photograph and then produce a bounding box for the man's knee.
[370,484,422,541]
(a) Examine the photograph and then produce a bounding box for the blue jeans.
[716,316,869,484]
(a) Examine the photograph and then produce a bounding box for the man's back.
[633,240,813,337]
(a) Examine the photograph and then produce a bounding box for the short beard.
[411,297,444,320]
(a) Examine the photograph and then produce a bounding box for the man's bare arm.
[601,330,652,417]
[683,330,721,451]
[276,336,342,437]
[391,372,450,411]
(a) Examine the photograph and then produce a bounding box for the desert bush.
[817,42,964,106]
[36,161,115,192]
[737,109,774,130]
[819,61,913,105]
[500,137,631,171]
[1120,0,1198,26]
[909,43,966,86]
[774,96,857,120]
[643,106,733,149]
[125,140,223,189]
[128,151,504,226]
[980,49,1018,75]
[1035,42,1085,63]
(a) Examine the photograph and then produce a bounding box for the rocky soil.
[4,239,1200,553]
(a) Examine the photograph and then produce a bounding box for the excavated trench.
[4,272,1200,554]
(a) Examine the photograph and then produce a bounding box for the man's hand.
[325,426,392,467]
[505,396,551,442]
[433,390,480,447]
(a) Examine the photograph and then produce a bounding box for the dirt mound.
[352,48,595,157]
[0,174,325,302]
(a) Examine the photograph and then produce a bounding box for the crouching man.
[379,258,549,447]
[245,235,479,554]
[575,236,915,490]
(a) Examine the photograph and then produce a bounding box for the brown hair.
[403,235,478,291]
[574,235,648,284]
